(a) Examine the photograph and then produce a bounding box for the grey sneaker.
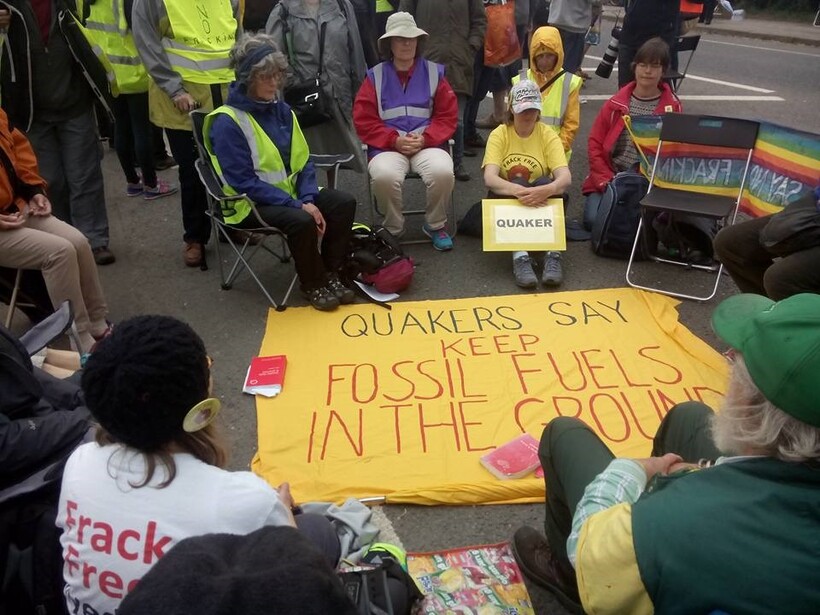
[513,255,537,289]
[542,251,563,286]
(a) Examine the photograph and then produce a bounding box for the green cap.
[711,293,820,427]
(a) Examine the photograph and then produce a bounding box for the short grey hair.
[230,32,289,81]
[711,357,820,462]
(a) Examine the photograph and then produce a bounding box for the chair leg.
[4,269,24,329]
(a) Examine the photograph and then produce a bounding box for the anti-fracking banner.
[250,288,728,505]
[627,115,820,217]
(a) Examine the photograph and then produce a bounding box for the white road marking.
[701,38,820,58]
[584,55,777,92]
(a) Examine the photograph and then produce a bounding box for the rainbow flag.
[626,115,820,218]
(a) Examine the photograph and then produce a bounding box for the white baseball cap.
[509,80,542,114]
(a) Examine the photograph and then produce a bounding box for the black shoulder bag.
[281,4,334,128]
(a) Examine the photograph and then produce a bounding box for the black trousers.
[713,215,820,300]
[240,188,356,291]
[166,128,210,244]
[111,92,156,187]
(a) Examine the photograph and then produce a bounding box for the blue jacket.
[208,82,318,209]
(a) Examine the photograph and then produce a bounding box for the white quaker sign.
[482,198,566,252]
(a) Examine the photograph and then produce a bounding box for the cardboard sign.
[481,198,566,252]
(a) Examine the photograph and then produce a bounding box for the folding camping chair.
[364,140,458,244]
[665,34,700,93]
[625,113,759,301]
[190,110,351,311]
[1,268,53,329]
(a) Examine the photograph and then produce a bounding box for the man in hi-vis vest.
[512,26,581,161]
[132,0,240,267]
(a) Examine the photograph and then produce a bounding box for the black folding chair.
[626,113,759,301]
[665,34,700,93]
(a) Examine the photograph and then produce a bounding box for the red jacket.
[581,81,681,195]
[353,61,458,154]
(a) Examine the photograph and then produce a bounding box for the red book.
[480,434,541,480]
[243,355,287,397]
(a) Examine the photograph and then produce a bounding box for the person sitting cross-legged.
[353,12,458,251]
[510,292,820,614]
[206,33,357,312]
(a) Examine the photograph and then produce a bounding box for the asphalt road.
[9,28,818,615]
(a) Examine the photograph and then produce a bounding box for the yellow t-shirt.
[482,123,568,184]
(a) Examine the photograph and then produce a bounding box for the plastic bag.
[484,1,520,67]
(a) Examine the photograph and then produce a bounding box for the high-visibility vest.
[514,69,582,159]
[203,106,310,225]
[375,0,393,13]
[162,0,236,85]
[82,0,148,94]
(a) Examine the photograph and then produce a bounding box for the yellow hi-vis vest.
[81,0,148,94]
[203,106,310,225]
[375,0,394,13]
[162,0,236,85]
[69,4,119,97]
[513,69,582,160]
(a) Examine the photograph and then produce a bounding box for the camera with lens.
[595,25,622,79]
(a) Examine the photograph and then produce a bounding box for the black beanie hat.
[118,526,358,615]
[81,315,210,450]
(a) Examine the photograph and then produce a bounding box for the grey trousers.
[27,109,110,250]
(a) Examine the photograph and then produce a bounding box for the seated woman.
[57,315,341,614]
[0,107,110,352]
[205,32,357,312]
[353,12,458,251]
[582,37,681,229]
[482,80,571,289]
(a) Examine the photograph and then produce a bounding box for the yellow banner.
[251,289,728,505]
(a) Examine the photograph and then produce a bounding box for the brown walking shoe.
[183,241,204,267]
[511,526,582,613]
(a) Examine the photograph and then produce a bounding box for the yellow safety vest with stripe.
[375,0,393,13]
[81,0,148,94]
[513,69,582,159]
[203,106,310,225]
[69,3,119,97]
[162,0,236,85]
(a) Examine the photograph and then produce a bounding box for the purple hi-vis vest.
[367,58,444,158]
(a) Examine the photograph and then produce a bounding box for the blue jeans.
[583,192,603,231]
[27,109,110,250]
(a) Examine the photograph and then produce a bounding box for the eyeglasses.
[255,72,281,82]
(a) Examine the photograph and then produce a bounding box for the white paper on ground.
[353,280,399,303]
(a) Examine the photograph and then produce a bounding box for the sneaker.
[454,163,471,182]
[92,320,114,343]
[303,286,340,311]
[143,179,179,200]
[422,224,453,251]
[462,148,478,158]
[513,255,537,289]
[511,526,582,613]
[154,154,178,171]
[326,273,355,305]
[126,181,143,197]
[183,241,204,267]
[542,251,563,286]
[92,246,116,266]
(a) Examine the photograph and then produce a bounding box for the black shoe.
[463,148,478,158]
[92,246,116,266]
[454,163,470,182]
[303,286,340,311]
[154,154,178,170]
[465,133,486,148]
[326,274,355,304]
[511,526,582,613]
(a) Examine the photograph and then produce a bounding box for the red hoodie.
[581,81,681,195]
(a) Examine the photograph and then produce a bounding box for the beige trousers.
[0,214,108,350]
[368,148,454,235]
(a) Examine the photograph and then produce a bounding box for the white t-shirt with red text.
[56,442,292,615]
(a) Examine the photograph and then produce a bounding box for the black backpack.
[590,171,650,259]
[342,224,414,295]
